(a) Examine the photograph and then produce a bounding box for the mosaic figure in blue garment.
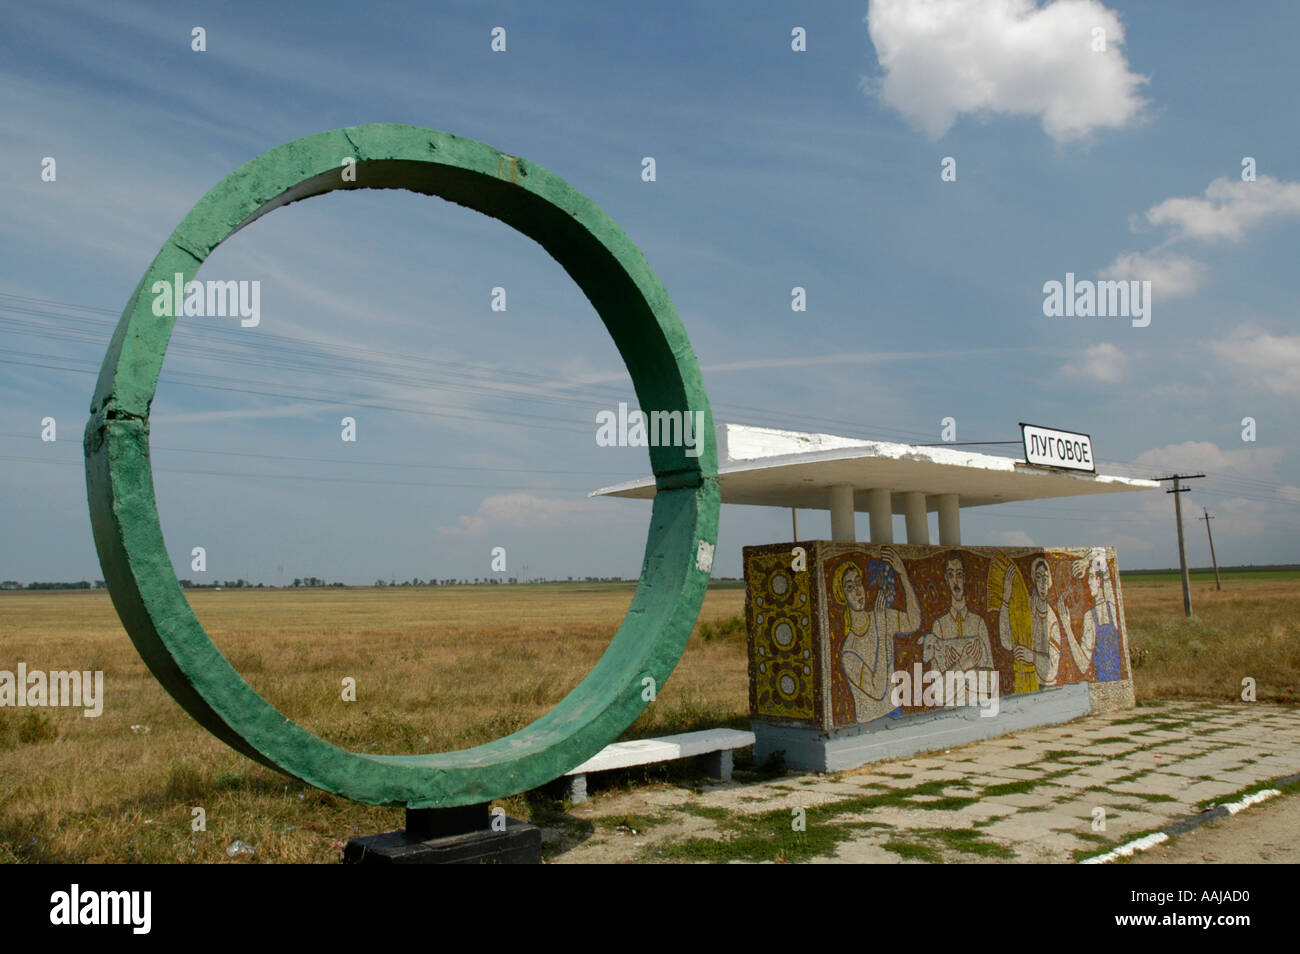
[1090,606,1123,682]
[1058,548,1124,683]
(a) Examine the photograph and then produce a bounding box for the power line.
[5,292,1299,513]
[0,454,597,493]
[0,431,638,477]
[0,352,596,435]
[0,293,962,446]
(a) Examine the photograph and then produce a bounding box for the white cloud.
[150,401,336,425]
[1102,443,1292,559]
[991,530,1035,547]
[1109,533,1156,555]
[1208,329,1300,398]
[1130,441,1283,480]
[1206,496,1270,536]
[1099,251,1203,300]
[864,0,1148,143]
[1099,176,1300,306]
[701,346,1051,374]
[438,493,594,538]
[1142,175,1300,243]
[1061,342,1126,383]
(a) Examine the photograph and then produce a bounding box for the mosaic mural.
[744,542,1133,731]
[746,549,818,721]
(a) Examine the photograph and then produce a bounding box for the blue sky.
[3,0,1298,584]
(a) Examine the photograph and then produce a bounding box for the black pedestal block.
[343,805,541,864]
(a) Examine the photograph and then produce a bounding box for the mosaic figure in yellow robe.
[991,554,1036,693]
[995,555,1062,693]
[834,546,921,724]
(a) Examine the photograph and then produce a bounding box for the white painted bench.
[563,728,756,804]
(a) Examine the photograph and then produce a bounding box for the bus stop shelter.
[592,423,1157,541]
[593,424,1161,773]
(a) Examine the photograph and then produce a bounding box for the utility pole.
[1201,507,1222,591]
[1153,474,1205,617]
[791,508,799,542]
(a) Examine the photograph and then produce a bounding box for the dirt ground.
[1129,791,1300,864]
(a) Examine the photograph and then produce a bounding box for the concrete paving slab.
[551,703,1300,864]
[975,816,1068,843]
[979,793,1056,810]
[815,841,906,863]
[1111,775,1192,797]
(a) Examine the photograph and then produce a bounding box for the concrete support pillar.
[829,485,856,542]
[866,488,893,543]
[903,491,929,545]
[937,494,961,546]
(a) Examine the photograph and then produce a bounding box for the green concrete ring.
[83,124,719,808]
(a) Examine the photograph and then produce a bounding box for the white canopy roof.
[591,424,1158,512]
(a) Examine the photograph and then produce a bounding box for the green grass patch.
[882,840,942,862]
[1041,750,1086,761]
[1067,830,1112,845]
[978,765,1078,799]
[882,827,1014,862]
[981,779,1040,797]
[909,796,981,811]
[651,777,983,862]
[1112,769,1154,783]
[924,827,1016,858]
[675,803,732,822]
[653,817,846,863]
[1121,791,1177,803]
[1148,719,1196,731]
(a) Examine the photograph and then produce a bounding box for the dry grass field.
[1120,576,1300,704]
[0,574,1296,863]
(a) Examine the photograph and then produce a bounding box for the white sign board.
[1021,423,1095,473]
